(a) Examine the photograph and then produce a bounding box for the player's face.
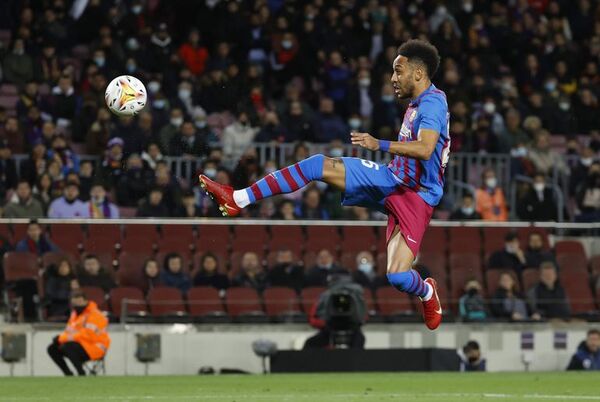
[587,333,599,352]
[391,55,415,99]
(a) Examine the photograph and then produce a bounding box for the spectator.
[575,162,600,222]
[284,101,315,142]
[76,254,115,293]
[296,187,329,220]
[527,261,570,320]
[273,199,298,220]
[136,188,170,218]
[160,253,191,294]
[15,220,58,255]
[567,329,600,371]
[142,259,162,294]
[475,169,508,221]
[0,141,17,200]
[490,271,532,322]
[232,252,269,293]
[47,133,80,176]
[153,162,182,212]
[524,232,557,268]
[222,111,259,166]
[78,161,94,202]
[314,97,348,143]
[352,251,386,290]
[84,184,119,219]
[141,142,164,171]
[488,232,526,272]
[117,154,153,207]
[33,173,52,214]
[100,137,125,188]
[169,121,208,157]
[174,191,202,218]
[44,259,78,318]
[517,174,558,221]
[372,83,401,136]
[527,131,568,176]
[47,181,87,218]
[3,38,34,87]
[193,252,229,290]
[178,29,209,76]
[268,249,304,291]
[47,291,110,376]
[305,249,348,287]
[47,75,79,124]
[3,179,44,218]
[449,193,482,220]
[460,340,486,372]
[1,117,24,154]
[459,279,488,322]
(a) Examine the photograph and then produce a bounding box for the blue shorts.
[340,157,401,214]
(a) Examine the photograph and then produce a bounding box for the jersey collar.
[409,83,436,107]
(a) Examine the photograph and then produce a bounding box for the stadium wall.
[0,323,594,376]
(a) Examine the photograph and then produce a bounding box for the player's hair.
[588,329,600,337]
[504,232,518,242]
[397,39,441,79]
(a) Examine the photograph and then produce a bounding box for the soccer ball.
[105,75,147,116]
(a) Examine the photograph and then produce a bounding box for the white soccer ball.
[105,75,147,116]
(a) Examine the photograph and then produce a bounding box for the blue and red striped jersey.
[388,83,450,207]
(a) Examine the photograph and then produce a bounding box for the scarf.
[89,200,112,218]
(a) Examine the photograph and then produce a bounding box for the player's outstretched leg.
[199,154,345,217]
[386,228,442,330]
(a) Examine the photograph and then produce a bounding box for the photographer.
[303,273,367,350]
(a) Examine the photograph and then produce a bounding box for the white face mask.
[178,88,192,100]
[330,148,344,158]
[581,158,593,167]
[485,177,497,189]
[359,78,371,87]
[170,117,183,127]
[148,81,161,94]
[195,120,207,129]
[461,206,474,215]
[533,183,545,192]
[358,262,374,275]
[204,168,217,178]
[483,102,495,114]
[349,118,361,130]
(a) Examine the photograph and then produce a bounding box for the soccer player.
[200,39,449,330]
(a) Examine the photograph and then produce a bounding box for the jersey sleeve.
[418,95,447,134]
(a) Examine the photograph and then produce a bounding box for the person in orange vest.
[475,168,508,221]
[47,291,110,376]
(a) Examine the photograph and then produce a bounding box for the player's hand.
[351,132,380,151]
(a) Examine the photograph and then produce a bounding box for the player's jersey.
[388,83,450,207]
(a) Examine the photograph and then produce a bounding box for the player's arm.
[350,129,439,160]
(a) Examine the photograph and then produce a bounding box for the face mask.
[358,262,374,275]
[349,118,361,130]
[92,195,105,204]
[559,101,570,111]
[131,5,143,14]
[153,99,166,109]
[204,168,217,178]
[178,88,191,100]
[461,206,474,215]
[381,95,395,102]
[483,102,495,114]
[544,81,556,92]
[330,148,344,158]
[485,177,497,189]
[14,48,25,55]
[468,356,479,364]
[148,81,161,94]
[533,183,545,192]
[463,2,473,12]
[359,78,370,87]
[126,38,139,51]
[467,288,478,297]
[281,40,293,49]
[195,120,207,129]
[511,147,527,157]
[170,117,183,127]
[73,304,87,315]
[581,158,593,167]
[94,57,105,67]
[126,63,136,73]
[319,263,332,270]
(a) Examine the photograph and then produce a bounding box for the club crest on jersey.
[399,124,411,138]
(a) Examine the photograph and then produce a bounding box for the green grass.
[0,372,598,402]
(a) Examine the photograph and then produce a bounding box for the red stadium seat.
[0,223,11,242]
[225,288,266,320]
[156,237,195,255]
[559,271,597,314]
[485,269,504,296]
[84,224,121,254]
[376,226,387,253]
[375,287,415,316]
[417,251,448,295]
[109,287,147,318]
[483,227,511,258]
[196,225,231,254]
[448,227,481,254]
[263,287,302,319]
[265,250,301,268]
[305,226,341,253]
[420,227,447,255]
[556,253,588,273]
[449,253,483,300]
[80,286,107,311]
[160,225,195,242]
[3,252,39,282]
[187,287,227,319]
[41,252,75,269]
[376,252,387,274]
[117,252,148,290]
[521,268,540,292]
[555,241,586,258]
[340,251,359,271]
[147,287,187,317]
[301,287,326,314]
[49,224,84,255]
[124,224,160,242]
[232,226,269,253]
[268,226,303,255]
[341,227,377,253]
[302,251,318,270]
[11,223,28,243]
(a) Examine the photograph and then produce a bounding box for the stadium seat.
[302,251,318,270]
[11,223,28,243]
[559,271,597,315]
[109,287,147,318]
[417,251,448,295]
[265,250,301,269]
[232,226,269,253]
[301,286,326,314]
[156,237,195,255]
[196,225,231,254]
[376,226,388,253]
[0,223,12,242]
[485,269,504,296]
[340,251,359,271]
[448,227,481,254]
[341,227,377,253]
[187,287,227,321]
[449,253,483,300]
[49,224,84,256]
[521,268,540,292]
[147,287,188,317]
[556,253,588,273]
[41,252,76,269]
[375,287,415,318]
[483,227,511,258]
[420,227,447,255]
[120,236,156,254]
[225,288,267,322]
[305,226,341,253]
[376,252,387,274]
[84,224,122,253]
[80,286,107,311]
[160,225,195,241]
[268,226,303,255]
[3,252,39,282]
[117,252,148,290]
[263,287,303,321]
[555,241,586,258]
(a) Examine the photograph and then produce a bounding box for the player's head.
[391,39,440,99]
[587,329,600,353]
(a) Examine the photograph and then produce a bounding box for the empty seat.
[160,225,195,242]
[375,287,415,316]
[117,253,148,290]
[340,252,359,271]
[305,226,341,253]
[156,237,194,255]
[225,288,266,320]
[232,226,269,253]
[80,286,107,311]
[3,252,39,282]
[521,268,540,292]
[555,241,586,258]
[301,286,326,313]
[556,253,588,273]
[485,269,504,296]
[420,227,447,255]
[269,226,303,255]
[302,251,318,270]
[187,287,226,318]
[263,287,302,319]
[448,227,481,254]
[84,224,121,253]
[124,224,160,242]
[119,237,156,254]
[11,223,28,243]
[49,224,84,256]
[341,227,377,253]
[196,225,230,253]
[559,272,597,314]
[483,227,511,257]
[147,287,187,316]
[376,226,388,253]
[110,287,147,317]
[449,253,483,300]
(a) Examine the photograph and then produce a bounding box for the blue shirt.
[388,84,450,206]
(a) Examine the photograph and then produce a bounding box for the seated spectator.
[575,162,600,222]
[567,329,600,371]
[174,191,202,218]
[44,259,78,318]
[15,220,58,255]
[169,120,208,157]
[142,259,162,294]
[222,111,259,166]
[193,252,229,290]
[3,179,45,218]
[488,232,526,272]
[232,252,269,292]
[141,143,164,171]
[524,232,556,268]
[159,253,191,294]
[0,140,17,200]
[517,173,558,221]
[449,193,482,220]
[305,249,348,287]
[47,181,87,218]
[100,137,125,188]
[490,271,532,322]
[459,280,488,322]
[460,340,486,372]
[273,199,298,220]
[84,183,119,219]
[296,187,329,220]
[314,97,348,143]
[527,262,570,320]
[352,251,386,290]
[78,161,94,201]
[33,172,53,212]
[268,249,304,291]
[117,154,153,207]
[527,130,568,177]
[77,254,115,293]
[475,169,508,221]
[136,188,170,218]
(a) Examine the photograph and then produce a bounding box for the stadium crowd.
[0,0,599,222]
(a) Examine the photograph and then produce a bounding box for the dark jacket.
[488,250,525,272]
[44,266,74,317]
[304,266,349,288]
[159,270,191,293]
[490,288,529,319]
[517,188,558,221]
[16,236,58,255]
[193,271,230,290]
[524,249,557,269]
[77,269,116,293]
[527,282,570,319]
[232,271,269,293]
[136,201,171,218]
[567,341,600,370]
[268,263,304,291]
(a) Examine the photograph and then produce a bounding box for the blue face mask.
[153,100,166,109]
[381,95,394,102]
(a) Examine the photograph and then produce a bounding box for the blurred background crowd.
[0,0,599,221]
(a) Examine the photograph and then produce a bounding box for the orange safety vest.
[475,187,508,221]
[58,301,110,360]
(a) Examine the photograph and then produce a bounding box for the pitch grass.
[0,372,598,402]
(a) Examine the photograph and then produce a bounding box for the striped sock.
[236,154,325,207]
[386,270,431,298]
